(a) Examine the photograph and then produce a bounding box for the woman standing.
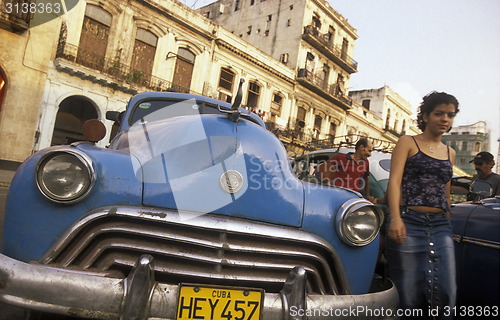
[386,92,459,319]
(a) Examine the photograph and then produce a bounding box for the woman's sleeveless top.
[402,136,453,211]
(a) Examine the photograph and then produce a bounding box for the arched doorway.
[51,96,98,145]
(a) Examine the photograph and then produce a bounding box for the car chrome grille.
[40,207,348,294]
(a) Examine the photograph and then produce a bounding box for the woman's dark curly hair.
[416,91,459,131]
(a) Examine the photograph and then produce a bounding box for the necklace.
[419,136,442,153]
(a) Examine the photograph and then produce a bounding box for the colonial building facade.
[442,121,490,176]
[199,0,361,155]
[1,0,418,169]
[349,85,420,143]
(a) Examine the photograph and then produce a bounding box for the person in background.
[469,151,500,198]
[315,137,375,202]
[385,91,459,319]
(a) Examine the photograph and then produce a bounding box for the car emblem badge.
[220,170,243,194]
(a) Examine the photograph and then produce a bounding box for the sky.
[181,0,500,154]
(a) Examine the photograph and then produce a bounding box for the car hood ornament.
[220,170,244,194]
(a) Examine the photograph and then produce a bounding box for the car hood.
[120,114,304,227]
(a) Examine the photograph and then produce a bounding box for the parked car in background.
[292,147,499,309]
[450,181,500,308]
[291,147,391,201]
[0,85,397,319]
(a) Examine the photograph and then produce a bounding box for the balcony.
[55,42,197,95]
[302,25,358,74]
[383,125,404,139]
[0,0,34,32]
[297,68,352,110]
[266,121,315,148]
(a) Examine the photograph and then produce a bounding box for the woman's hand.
[388,218,406,245]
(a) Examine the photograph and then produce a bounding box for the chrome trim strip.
[460,236,500,250]
[40,206,351,295]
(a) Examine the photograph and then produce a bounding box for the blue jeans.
[386,208,456,319]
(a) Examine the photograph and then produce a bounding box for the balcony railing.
[302,25,358,73]
[297,68,352,107]
[1,0,35,32]
[55,42,195,94]
[265,121,314,146]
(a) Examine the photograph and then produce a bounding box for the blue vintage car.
[0,87,397,319]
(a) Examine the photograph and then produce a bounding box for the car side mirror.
[106,111,124,125]
[470,180,493,198]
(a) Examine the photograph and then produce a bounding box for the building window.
[474,142,481,152]
[271,92,283,116]
[203,11,210,18]
[313,115,323,139]
[362,99,370,109]
[385,109,391,129]
[312,13,321,30]
[77,5,112,71]
[462,141,468,151]
[341,38,349,60]
[295,107,307,134]
[130,28,157,82]
[329,122,337,137]
[305,52,315,73]
[247,25,252,35]
[235,0,240,11]
[279,53,289,64]
[321,64,330,88]
[314,115,322,130]
[172,48,196,93]
[297,107,306,124]
[218,68,235,102]
[460,158,465,165]
[247,81,261,110]
[451,141,457,149]
[219,67,235,92]
[327,26,335,44]
[250,0,255,5]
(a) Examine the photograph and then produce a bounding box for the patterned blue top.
[402,137,453,211]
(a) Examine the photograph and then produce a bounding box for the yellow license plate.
[176,284,263,320]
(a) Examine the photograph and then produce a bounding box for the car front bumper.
[0,253,398,320]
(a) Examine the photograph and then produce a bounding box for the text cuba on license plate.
[177,284,263,320]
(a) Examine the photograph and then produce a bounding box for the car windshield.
[129,99,221,126]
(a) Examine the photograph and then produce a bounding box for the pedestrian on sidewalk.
[385,91,459,319]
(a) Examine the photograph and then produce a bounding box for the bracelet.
[389,217,402,222]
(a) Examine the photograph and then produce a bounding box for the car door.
[456,199,500,306]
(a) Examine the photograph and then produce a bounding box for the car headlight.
[335,198,383,246]
[36,149,95,203]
